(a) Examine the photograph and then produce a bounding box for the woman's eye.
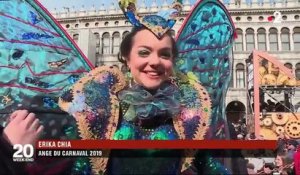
[138,50,150,57]
[160,52,172,59]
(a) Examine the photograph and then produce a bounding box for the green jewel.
[150,131,168,140]
[123,105,136,121]
[113,125,135,140]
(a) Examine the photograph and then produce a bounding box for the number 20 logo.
[13,144,34,158]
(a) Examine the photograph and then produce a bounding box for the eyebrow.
[138,45,172,51]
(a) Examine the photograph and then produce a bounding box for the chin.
[142,81,163,90]
[143,84,161,90]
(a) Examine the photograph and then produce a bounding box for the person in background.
[0,110,44,175]
[247,162,256,175]
[274,152,294,174]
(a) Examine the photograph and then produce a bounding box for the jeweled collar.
[118,81,181,124]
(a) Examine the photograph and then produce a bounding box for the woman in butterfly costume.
[0,0,246,174]
[59,0,247,174]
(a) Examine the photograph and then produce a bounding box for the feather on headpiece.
[118,0,182,38]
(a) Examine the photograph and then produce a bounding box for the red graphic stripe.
[36,140,277,150]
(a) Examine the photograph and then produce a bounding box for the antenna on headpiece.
[118,0,182,38]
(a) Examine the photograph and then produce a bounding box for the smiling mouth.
[144,71,163,78]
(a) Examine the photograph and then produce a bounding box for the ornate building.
[49,0,300,121]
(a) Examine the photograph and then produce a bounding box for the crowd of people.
[246,138,299,175]
[229,117,299,175]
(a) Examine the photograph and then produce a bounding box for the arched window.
[234,29,243,51]
[112,32,120,54]
[257,28,266,51]
[246,28,254,51]
[281,28,290,51]
[284,62,292,70]
[269,28,278,51]
[94,32,100,55]
[102,32,110,54]
[236,63,245,88]
[122,31,129,39]
[293,27,300,51]
[73,34,79,43]
[296,63,300,80]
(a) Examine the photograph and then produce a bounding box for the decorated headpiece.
[118,0,183,38]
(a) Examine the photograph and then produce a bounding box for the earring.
[125,68,133,87]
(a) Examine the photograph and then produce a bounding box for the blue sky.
[39,0,110,11]
[39,0,196,11]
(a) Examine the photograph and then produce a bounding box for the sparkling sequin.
[29,11,42,25]
[43,97,58,108]
[25,77,53,88]
[61,89,73,102]
[22,32,54,40]
[12,49,24,60]
[68,75,80,84]
[48,59,68,69]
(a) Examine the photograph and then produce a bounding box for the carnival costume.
[0,0,238,174]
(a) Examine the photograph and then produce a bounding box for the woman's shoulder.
[59,65,127,114]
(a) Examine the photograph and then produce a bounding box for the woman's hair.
[276,152,294,166]
[118,27,178,65]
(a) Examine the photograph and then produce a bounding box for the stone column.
[290,31,294,51]
[110,35,113,55]
[243,31,247,51]
[254,31,258,50]
[266,29,270,51]
[277,29,282,51]
[233,66,237,88]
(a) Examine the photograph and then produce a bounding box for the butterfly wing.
[175,0,235,139]
[0,1,93,173]
[0,0,93,116]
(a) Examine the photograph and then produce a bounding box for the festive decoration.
[118,0,183,38]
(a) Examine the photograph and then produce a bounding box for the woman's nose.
[148,54,161,65]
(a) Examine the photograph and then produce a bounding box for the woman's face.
[275,155,283,167]
[127,29,174,90]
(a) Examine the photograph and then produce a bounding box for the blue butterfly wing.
[0,0,93,114]
[175,0,235,139]
[0,1,93,173]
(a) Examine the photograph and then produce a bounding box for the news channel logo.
[12,144,34,162]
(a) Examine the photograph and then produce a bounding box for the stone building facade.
[49,0,300,120]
